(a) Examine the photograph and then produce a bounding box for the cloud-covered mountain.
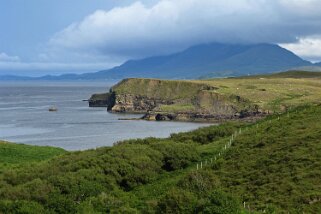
[2,0,321,75]
[75,43,311,79]
[51,0,321,63]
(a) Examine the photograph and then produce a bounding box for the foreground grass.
[214,105,321,213]
[0,104,320,213]
[0,141,66,172]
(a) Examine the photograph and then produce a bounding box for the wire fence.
[194,112,291,213]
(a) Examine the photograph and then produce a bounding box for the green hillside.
[241,70,321,79]
[0,104,320,213]
[0,141,66,172]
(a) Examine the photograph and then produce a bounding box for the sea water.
[0,81,210,151]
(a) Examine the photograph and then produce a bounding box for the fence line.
[194,111,290,213]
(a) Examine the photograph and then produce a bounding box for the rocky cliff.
[89,78,263,122]
[88,93,114,108]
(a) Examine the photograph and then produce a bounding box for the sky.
[1,0,321,76]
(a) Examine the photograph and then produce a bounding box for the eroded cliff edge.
[88,78,265,122]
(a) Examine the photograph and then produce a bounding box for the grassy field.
[197,71,321,112]
[112,78,215,100]
[0,141,66,172]
[0,104,320,213]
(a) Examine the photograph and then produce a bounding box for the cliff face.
[111,94,174,113]
[89,78,262,121]
[88,93,114,108]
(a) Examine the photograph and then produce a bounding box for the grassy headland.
[89,71,321,122]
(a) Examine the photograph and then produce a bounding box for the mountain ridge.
[0,43,317,80]
[89,43,311,79]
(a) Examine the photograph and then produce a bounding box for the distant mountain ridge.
[315,62,321,66]
[80,43,312,79]
[0,43,318,80]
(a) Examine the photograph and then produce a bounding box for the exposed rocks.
[142,110,264,122]
[88,92,116,109]
[111,94,174,113]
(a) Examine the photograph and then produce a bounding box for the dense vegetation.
[0,104,320,213]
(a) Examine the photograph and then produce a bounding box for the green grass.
[198,75,321,112]
[211,105,321,213]
[243,70,321,79]
[157,103,196,112]
[89,92,110,101]
[112,78,214,100]
[0,141,66,171]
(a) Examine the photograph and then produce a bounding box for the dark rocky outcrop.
[88,92,115,108]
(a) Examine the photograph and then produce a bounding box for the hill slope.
[80,43,310,79]
[0,141,66,172]
[242,70,321,79]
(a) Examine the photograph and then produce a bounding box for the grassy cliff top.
[111,78,216,100]
[89,93,110,100]
[197,76,321,111]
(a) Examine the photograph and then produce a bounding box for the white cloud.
[278,0,321,18]
[49,0,321,60]
[280,35,321,62]
[0,52,20,62]
[3,0,321,76]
